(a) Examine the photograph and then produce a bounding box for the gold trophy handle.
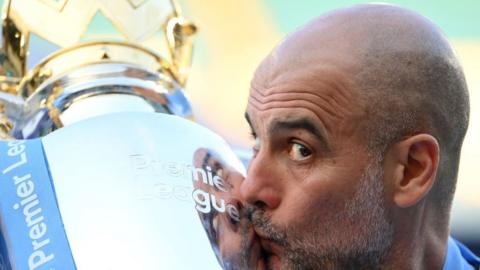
[0,0,197,139]
[165,0,196,87]
[0,103,13,139]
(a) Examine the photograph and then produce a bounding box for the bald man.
[240,3,480,270]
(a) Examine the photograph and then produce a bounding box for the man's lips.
[252,228,283,269]
[258,238,282,269]
[259,237,280,255]
[243,230,269,270]
[253,227,281,253]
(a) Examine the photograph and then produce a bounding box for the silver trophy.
[0,0,196,139]
[0,1,255,269]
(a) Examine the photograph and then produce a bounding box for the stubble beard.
[247,158,395,270]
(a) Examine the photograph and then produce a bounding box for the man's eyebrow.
[245,112,253,129]
[244,112,251,125]
[270,118,330,151]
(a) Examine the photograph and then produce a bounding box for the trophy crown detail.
[0,0,197,139]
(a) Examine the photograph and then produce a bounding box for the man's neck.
[383,204,449,270]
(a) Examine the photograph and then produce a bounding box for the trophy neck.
[11,62,192,139]
[58,94,158,126]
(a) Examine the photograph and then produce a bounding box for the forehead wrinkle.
[250,80,360,125]
[251,64,360,113]
[247,97,334,136]
[250,87,339,121]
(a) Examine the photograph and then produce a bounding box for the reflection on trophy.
[0,1,251,269]
[0,0,196,139]
[192,148,263,270]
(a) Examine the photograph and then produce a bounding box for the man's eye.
[287,141,312,161]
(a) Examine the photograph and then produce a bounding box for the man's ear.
[385,134,439,208]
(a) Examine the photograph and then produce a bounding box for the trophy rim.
[17,41,178,99]
[12,61,192,138]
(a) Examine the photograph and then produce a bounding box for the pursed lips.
[253,227,283,269]
[245,207,283,269]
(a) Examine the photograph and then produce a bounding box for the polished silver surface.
[42,112,249,269]
[0,0,197,140]
[7,62,192,138]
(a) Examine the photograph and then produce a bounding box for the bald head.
[252,4,468,214]
[255,4,460,83]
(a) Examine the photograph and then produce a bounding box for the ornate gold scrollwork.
[0,0,196,139]
[0,0,196,95]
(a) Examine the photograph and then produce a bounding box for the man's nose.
[240,152,281,210]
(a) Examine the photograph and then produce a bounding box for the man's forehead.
[248,55,365,129]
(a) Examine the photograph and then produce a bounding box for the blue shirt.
[443,237,480,270]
